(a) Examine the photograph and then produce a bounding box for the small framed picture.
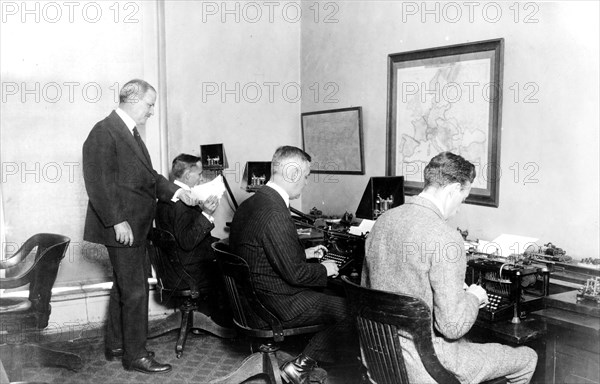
[301,107,365,174]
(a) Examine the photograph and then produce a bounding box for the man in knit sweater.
[362,151,537,384]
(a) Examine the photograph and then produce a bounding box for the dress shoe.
[281,354,323,384]
[124,356,172,374]
[104,348,155,361]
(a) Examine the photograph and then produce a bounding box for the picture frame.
[386,39,504,207]
[301,107,365,174]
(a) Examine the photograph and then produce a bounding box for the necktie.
[132,127,151,163]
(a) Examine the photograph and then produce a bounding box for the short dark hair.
[423,151,476,190]
[119,79,156,103]
[171,153,201,180]
[272,146,311,175]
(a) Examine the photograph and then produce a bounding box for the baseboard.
[0,279,173,344]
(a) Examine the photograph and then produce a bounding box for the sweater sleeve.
[429,232,480,339]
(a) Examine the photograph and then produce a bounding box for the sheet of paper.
[191,175,226,201]
[482,234,539,257]
[348,219,375,236]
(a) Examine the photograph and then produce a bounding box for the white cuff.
[202,211,215,223]
[171,188,183,202]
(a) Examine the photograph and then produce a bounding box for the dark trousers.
[105,245,151,363]
[282,293,356,363]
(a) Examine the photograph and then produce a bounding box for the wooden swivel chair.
[146,228,235,358]
[210,240,328,384]
[341,276,507,384]
[0,233,83,382]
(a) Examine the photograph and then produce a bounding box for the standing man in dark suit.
[229,146,355,384]
[155,153,230,325]
[82,79,197,374]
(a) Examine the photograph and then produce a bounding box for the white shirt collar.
[266,181,289,207]
[174,179,191,191]
[419,191,446,219]
[115,108,136,134]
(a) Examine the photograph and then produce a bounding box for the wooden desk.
[471,317,546,345]
[531,291,600,384]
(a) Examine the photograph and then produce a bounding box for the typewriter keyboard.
[485,293,503,311]
[320,252,352,269]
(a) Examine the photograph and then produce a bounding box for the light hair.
[119,79,156,104]
[271,146,311,176]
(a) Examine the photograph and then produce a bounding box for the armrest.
[0,236,39,269]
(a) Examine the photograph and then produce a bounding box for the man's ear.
[282,163,301,183]
[291,167,300,182]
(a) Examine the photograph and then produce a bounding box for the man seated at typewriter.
[155,153,230,326]
[229,146,357,384]
[362,151,538,384]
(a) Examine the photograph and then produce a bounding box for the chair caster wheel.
[176,352,183,359]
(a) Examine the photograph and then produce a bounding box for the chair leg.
[0,344,23,381]
[263,344,283,384]
[209,352,265,384]
[0,358,9,384]
[148,311,182,338]
[0,343,83,381]
[175,309,193,358]
[28,344,84,371]
[209,343,283,384]
[190,311,237,339]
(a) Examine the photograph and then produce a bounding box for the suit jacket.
[82,111,178,247]
[155,200,217,290]
[229,186,328,322]
[362,195,505,383]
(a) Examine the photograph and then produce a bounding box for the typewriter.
[466,252,550,322]
[292,207,365,279]
[319,229,365,276]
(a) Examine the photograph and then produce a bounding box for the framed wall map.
[301,107,364,174]
[386,39,504,207]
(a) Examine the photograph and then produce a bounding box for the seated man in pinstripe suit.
[229,146,355,384]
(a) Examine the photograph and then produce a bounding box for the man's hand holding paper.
[201,195,219,215]
[191,175,226,201]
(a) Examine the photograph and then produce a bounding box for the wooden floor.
[6,326,363,384]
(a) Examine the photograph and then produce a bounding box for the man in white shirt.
[83,79,198,373]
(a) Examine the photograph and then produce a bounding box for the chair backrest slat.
[221,270,248,326]
[212,240,286,339]
[147,228,199,298]
[341,276,460,384]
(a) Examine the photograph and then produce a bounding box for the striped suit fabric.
[229,186,355,362]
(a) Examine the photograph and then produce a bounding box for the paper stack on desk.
[479,234,539,257]
[349,219,375,236]
[191,175,226,201]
